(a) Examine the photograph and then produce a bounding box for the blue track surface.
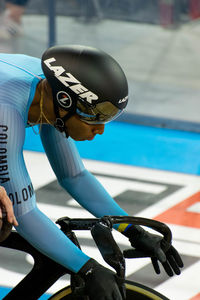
[24,121,200,175]
[0,286,50,299]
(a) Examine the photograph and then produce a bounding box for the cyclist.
[0,45,183,300]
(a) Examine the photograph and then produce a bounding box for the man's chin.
[71,136,94,141]
[87,136,94,141]
[71,137,86,141]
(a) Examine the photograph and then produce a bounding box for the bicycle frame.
[0,231,70,299]
[0,216,172,299]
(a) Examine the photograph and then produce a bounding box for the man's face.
[65,114,105,141]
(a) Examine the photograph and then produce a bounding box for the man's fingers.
[167,254,181,275]
[170,246,184,268]
[156,247,166,264]
[6,213,18,226]
[162,261,174,277]
[0,187,18,226]
[151,257,160,274]
[4,200,18,226]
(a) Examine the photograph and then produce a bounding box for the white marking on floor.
[0,151,199,299]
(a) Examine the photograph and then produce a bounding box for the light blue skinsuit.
[0,53,127,273]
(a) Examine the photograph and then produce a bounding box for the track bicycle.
[0,215,172,300]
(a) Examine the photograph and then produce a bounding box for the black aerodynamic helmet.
[41,44,128,133]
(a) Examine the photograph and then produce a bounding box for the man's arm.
[40,124,128,218]
[40,125,183,277]
[0,106,90,273]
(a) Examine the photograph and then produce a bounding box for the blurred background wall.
[0,0,200,173]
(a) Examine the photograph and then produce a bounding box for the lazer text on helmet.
[44,57,98,104]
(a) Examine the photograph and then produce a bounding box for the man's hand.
[78,259,126,300]
[0,186,18,226]
[123,225,184,277]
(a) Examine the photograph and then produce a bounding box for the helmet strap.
[52,95,76,138]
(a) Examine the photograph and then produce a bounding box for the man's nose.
[92,124,105,135]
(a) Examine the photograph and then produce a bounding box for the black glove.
[78,258,126,300]
[123,225,184,277]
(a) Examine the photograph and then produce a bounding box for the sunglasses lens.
[76,101,123,124]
